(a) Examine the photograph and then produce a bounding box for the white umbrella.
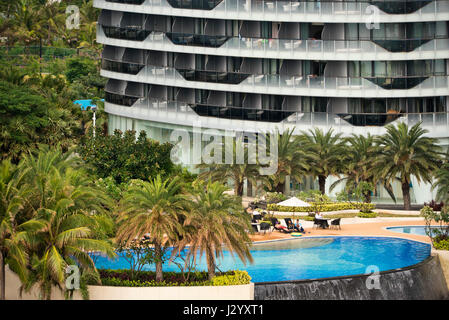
[277,197,311,207]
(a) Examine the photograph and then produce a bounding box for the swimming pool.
[93,236,430,283]
[387,225,447,236]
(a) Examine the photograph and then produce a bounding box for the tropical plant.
[196,136,262,197]
[78,130,175,184]
[298,128,346,195]
[116,175,188,282]
[373,122,443,210]
[17,148,116,300]
[180,180,253,280]
[265,129,310,193]
[433,162,449,204]
[0,159,34,300]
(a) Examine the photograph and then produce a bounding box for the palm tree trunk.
[206,246,215,280]
[0,252,5,300]
[318,176,326,194]
[235,180,244,197]
[275,182,284,193]
[364,192,371,203]
[154,243,163,282]
[401,181,411,210]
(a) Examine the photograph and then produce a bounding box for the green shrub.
[433,239,449,250]
[211,271,251,286]
[357,211,378,218]
[267,202,375,213]
[97,269,251,287]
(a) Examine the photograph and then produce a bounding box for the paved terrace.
[249,217,432,244]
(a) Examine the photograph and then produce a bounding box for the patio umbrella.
[276,197,311,219]
[277,197,311,207]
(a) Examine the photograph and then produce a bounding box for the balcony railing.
[105,97,449,129]
[166,32,229,48]
[101,65,449,97]
[105,91,141,106]
[102,58,145,74]
[177,69,251,84]
[95,0,449,23]
[102,26,151,41]
[166,0,223,9]
[98,26,449,61]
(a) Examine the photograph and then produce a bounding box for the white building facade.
[94,0,449,204]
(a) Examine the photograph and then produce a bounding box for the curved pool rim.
[251,235,432,285]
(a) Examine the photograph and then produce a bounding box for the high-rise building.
[94,0,449,203]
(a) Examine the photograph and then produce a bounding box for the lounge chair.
[330,218,341,230]
[270,218,293,233]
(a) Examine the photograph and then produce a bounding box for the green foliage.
[96,270,251,287]
[268,202,376,213]
[211,270,251,286]
[78,130,175,184]
[433,239,449,250]
[264,192,287,204]
[420,205,449,248]
[357,211,378,218]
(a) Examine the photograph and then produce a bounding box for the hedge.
[97,269,251,287]
[267,202,376,213]
[433,239,449,251]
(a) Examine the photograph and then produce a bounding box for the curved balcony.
[100,64,449,98]
[97,26,449,61]
[166,0,223,9]
[177,69,250,84]
[105,91,141,106]
[94,0,449,23]
[105,99,449,136]
[166,32,229,47]
[102,58,145,74]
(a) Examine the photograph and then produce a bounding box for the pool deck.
[249,217,434,244]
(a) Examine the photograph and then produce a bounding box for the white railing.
[94,0,449,23]
[101,64,449,98]
[96,25,449,61]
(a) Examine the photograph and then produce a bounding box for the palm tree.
[181,180,253,280]
[330,133,396,203]
[197,137,262,197]
[20,164,116,300]
[265,129,310,193]
[0,159,31,300]
[298,128,346,194]
[432,151,449,204]
[373,122,443,210]
[116,175,188,282]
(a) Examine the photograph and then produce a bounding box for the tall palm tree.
[265,128,310,193]
[116,175,188,282]
[330,133,396,203]
[181,180,253,280]
[432,151,449,204]
[197,137,262,197]
[298,128,346,194]
[373,122,443,210]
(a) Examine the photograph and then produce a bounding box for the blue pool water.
[387,225,447,236]
[93,236,431,283]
